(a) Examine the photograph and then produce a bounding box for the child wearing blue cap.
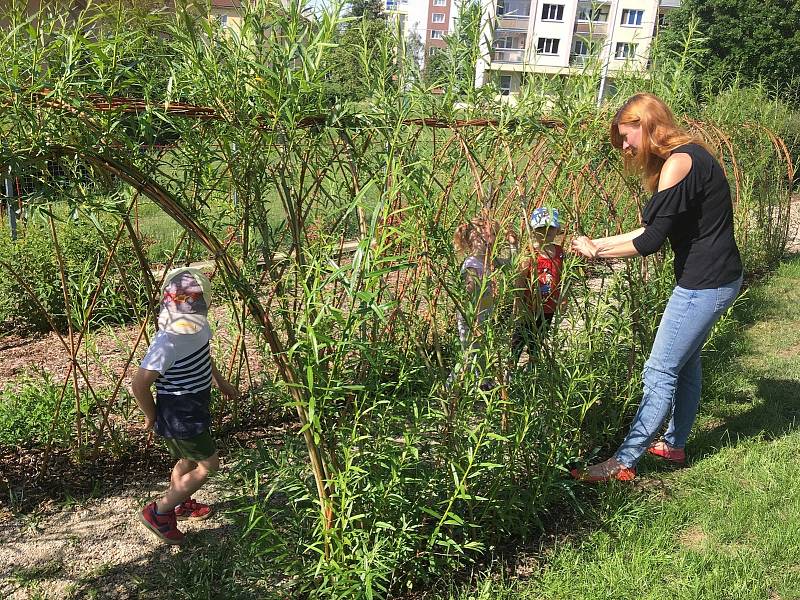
[511,207,564,366]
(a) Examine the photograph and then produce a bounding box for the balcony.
[495,29,527,46]
[574,21,607,35]
[497,15,529,31]
[492,48,525,63]
[570,53,597,66]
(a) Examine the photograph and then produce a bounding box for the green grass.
[442,256,800,600]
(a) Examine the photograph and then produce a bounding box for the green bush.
[0,219,148,332]
[0,2,794,596]
[0,223,62,331]
[0,373,95,449]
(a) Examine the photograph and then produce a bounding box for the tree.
[347,0,385,19]
[321,0,393,103]
[402,26,424,77]
[660,0,800,103]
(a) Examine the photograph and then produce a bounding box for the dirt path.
[0,475,238,599]
[787,193,800,253]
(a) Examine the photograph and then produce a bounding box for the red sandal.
[647,442,686,465]
[174,498,213,521]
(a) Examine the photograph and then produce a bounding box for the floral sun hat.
[157,267,212,335]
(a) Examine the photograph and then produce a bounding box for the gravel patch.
[0,476,238,600]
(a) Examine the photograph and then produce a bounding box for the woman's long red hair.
[611,93,703,192]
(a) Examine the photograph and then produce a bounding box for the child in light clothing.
[133,267,239,545]
[449,215,517,390]
[511,207,564,365]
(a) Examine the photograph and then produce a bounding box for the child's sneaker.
[139,502,185,545]
[174,498,213,521]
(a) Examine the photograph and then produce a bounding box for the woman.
[571,93,743,481]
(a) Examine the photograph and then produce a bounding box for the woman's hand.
[571,236,599,259]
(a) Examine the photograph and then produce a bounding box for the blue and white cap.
[529,207,561,230]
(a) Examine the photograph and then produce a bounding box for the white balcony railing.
[492,48,525,63]
[497,16,530,31]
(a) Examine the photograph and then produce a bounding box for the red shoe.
[174,498,213,522]
[570,465,636,483]
[647,442,686,465]
[139,502,185,545]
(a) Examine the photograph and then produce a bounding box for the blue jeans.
[615,276,742,468]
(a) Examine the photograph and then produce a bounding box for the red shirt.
[522,245,564,315]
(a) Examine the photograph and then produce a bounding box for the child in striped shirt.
[133,267,239,545]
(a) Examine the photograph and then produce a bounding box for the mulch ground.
[0,403,296,518]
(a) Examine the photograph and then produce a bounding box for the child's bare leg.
[170,458,196,491]
[156,453,219,513]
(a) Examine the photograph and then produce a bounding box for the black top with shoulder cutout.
[632,143,742,289]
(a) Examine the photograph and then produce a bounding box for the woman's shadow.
[681,255,800,462]
[688,377,800,460]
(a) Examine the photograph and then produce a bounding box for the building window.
[614,42,637,59]
[573,38,589,56]
[657,11,668,28]
[430,30,443,39]
[428,46,439,56]
[432,12,445,23]
[433,0,446,5]
[576,3,609,22]
[620,9,643,26]
[217,14,228,28]
[541,3,564,20]
[499,75,512,95]
[571,38,595,63]
[536,37,559,55]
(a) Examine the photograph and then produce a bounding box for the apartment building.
[386,0,462,67]
[475,0,680,96]
[209,0,249,31]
